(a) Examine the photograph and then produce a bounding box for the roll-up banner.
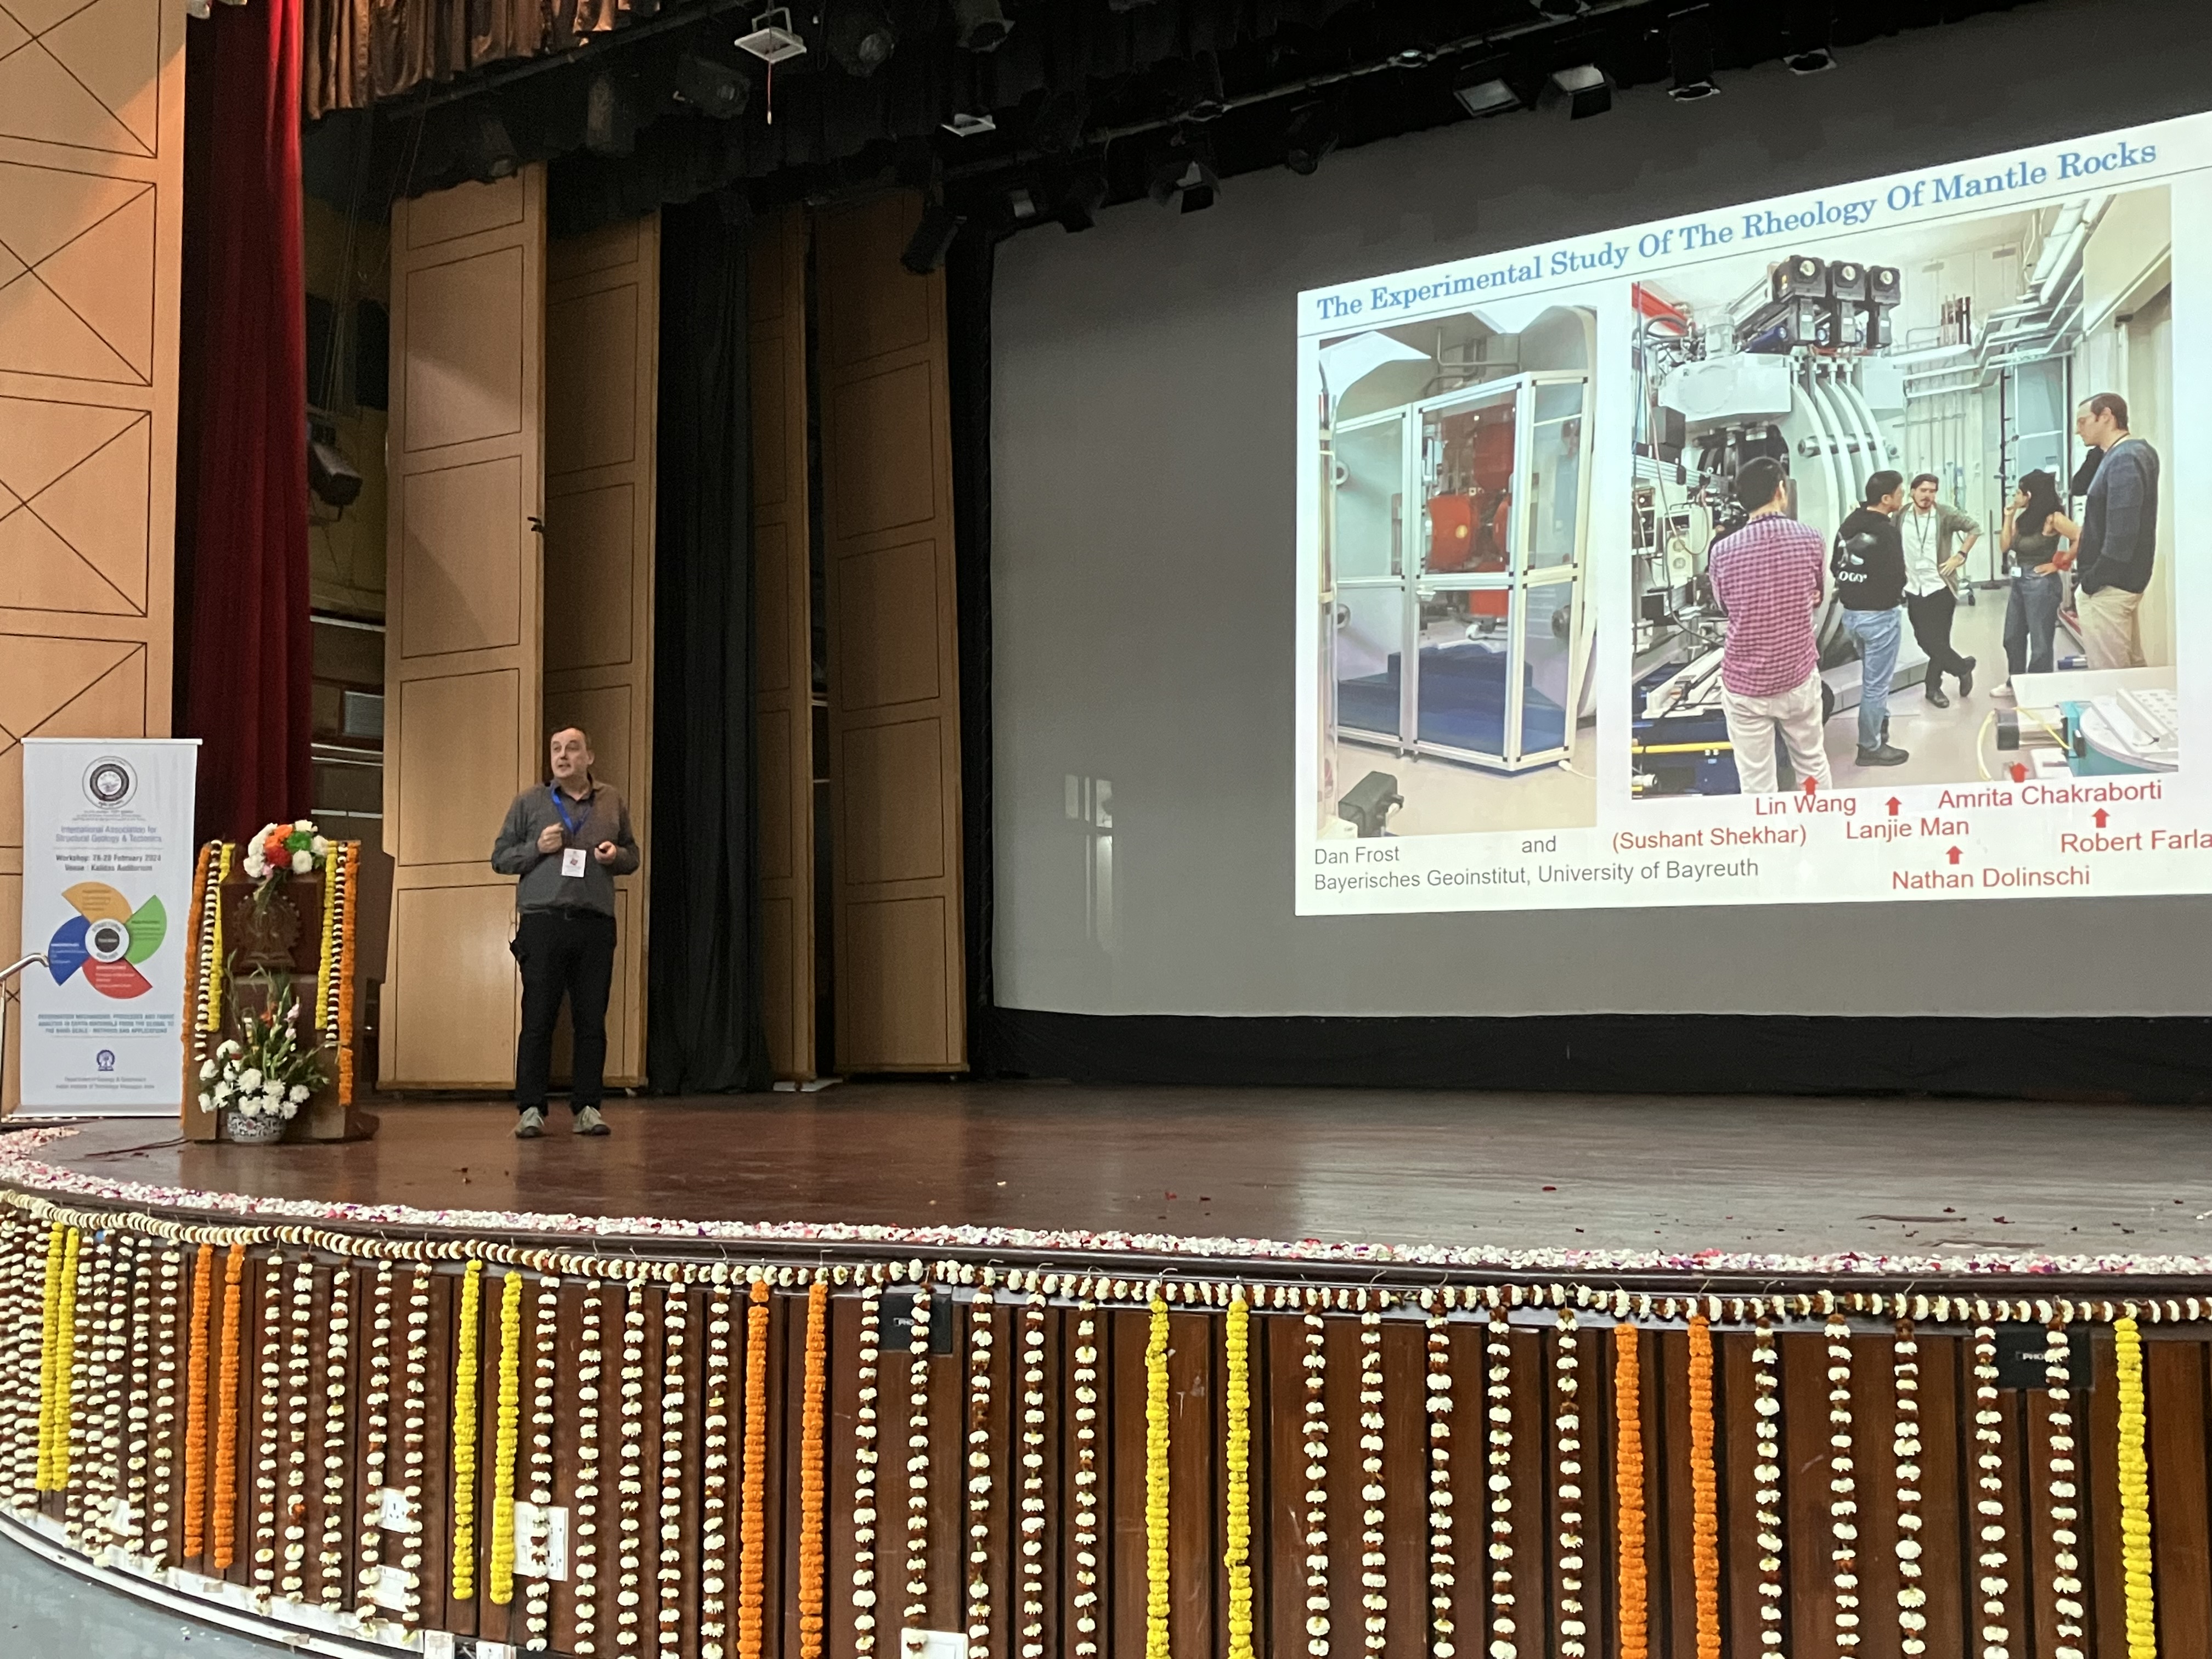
[16,738,200,1114]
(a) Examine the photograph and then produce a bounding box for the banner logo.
[81,755,137,809]
[47,881,166,999]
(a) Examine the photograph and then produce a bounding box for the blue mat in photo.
[1337,642,1566,757]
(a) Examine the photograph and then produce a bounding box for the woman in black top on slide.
[1996,470,2077,692]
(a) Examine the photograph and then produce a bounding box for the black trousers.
[513,909,617,1113]
[1906,587,1971,686]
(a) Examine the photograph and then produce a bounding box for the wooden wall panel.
[381,168,546,1089]
[751,210,815,1080]
[815,192,964,1072]
[0,0,184,1111]
[543,213,658,1087]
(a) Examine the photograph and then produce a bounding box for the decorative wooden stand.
[179,840,390,1143]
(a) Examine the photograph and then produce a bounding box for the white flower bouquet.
[241,819,332,903]
[199,970,326,1126]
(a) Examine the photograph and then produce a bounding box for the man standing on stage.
[491,726,640,1138]
[1707,458,1833,795]
[2071,392,2162,669]
[1898,473,1979,708]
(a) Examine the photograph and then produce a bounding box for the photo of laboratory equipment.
[1626,187,2177,797]
[1317,305,1597,836]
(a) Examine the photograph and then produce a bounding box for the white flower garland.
[2045,1324,2085,1659]
[904,1284,935,1628]
[699,1283,732,1659]
[852,1285,883,1658]
[1424,1308,1455,1659]
[1827,1313,1860,1650]
[524,1277,562,1647]
[251,1248,284,1592]
[1972,1324,2011,1659]
[318,1265,352,1605]
[0,1220,28,1511]
[1018,1294,1048,1659]
[66,1229,105,1544]
[657,1284,689,1659]
[965,1288,996,1659]
[1752,1319,1785,1653]
[1487,1310,1516,1659]
[1071,1303,1102,1659]
[573,1282,607,1655]
[122,1235,154,1556]
[615,1280,649,1651]
[149,1246,183,1563]
[281,1255,316,1599]
[1554,1310,1586,1659]
[397,1265,432,1630]
[355,1262,395,1622]
[1301,1309,1331,1659]
[1893,1319,1926,1655]
[1358,1308,1387,1657]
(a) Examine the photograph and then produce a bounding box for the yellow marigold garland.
[1143,1296,1172,1659]
[1613,1321,1647,1659]
[1687,1315,1720,1659]
[2115,1315,2156,1658]
[451,1260,483,1603]
[315,844,339,1031]
[337,843,360,1101]
[1224,1295,1255,1659]
[740,1279,771,1659]
[799,1280,830,1659]
[488,1269,522,1604]
[35,1223,65,1491]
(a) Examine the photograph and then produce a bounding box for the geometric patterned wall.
[0,0,185,1109]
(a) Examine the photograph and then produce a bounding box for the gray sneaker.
[514,1107,546,1139]
[573,1104,610,1137]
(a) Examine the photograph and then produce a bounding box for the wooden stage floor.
[26,1079,2212,1264]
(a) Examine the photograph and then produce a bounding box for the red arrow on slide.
[1886,797,1901,817]
[1803,776,1818,797]
[1946,847,1963,866]
[2094,808,2111,828]
[2010,762,2028,783]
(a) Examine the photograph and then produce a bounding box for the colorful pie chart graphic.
[47,882,165,999]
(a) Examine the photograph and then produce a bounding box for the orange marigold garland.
[211,1243,246,1571]
[337,842,360,1101]
[799,1280,830,1659]
[1613,1321,1647,1659]
[1687,1314,1721,1659]
[739,1278,771,1659]
[183,1242,215,1559]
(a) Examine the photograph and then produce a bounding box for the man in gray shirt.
[490,725,640,1137]
[2071,392,2162,670]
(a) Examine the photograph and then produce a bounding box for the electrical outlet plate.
[902,1633,969,1659]
[373,1562,412,1612]
[376,1487,415,1533]
[512,1503,570,1581]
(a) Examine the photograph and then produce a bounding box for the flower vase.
[223,1111,287,1144]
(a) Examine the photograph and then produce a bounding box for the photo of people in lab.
[1313,301,1599,838]
[1628,184,2175,798]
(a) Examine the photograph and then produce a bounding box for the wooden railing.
[2,1189,2206,1658]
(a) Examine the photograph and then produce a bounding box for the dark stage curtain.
[179,0,314,845]
[645,198,771,1094]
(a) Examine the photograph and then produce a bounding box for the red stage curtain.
[180,0,313,845]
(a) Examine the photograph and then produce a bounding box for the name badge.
[561,848,588,878]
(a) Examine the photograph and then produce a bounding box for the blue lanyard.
[550,785,589,839]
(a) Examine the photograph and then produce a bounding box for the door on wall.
[379,169,548,1090]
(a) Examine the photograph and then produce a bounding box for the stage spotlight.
[465,108,518,179]
[1032,88,1088,153]
[1667,9,1720,101]
[1452,72,1522,118]
[826,1,897,76]
[585,73,637,156]
[1058,171,1108,233]
[1283,103,1340,177]
[308,424,363,510]
[941,110,996,138]
[901,202,964,274]
[950,0,1012,52]
[1544,63,1612,120]
[735,5,806,64]
[675,53,749,118]
[1781,0,1837,74]
[1008,186,1039,222]
[1148,141,1220,213]
[1165,50,1227,122]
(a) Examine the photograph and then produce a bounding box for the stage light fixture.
[1166,50,1227,122]
[901,202,964,274]
[1283,103,1340,177]
[1667,9,1720,101]
[1008,186,1039,222]
[675,53,749,117]
[1148,141,1220,213]
[466,108,518,179]
[1058,171,1108,233]
[1545,63,1612,120]
[735,5,806,65]
[585,73,637,156]
[950,0,1012,53]
[1781,0,1837,73]
[1452,73,1522,118]
[1032,89,1088,153]
[308,423,363,510]
[941,110,997,138]
[826,1,897,76]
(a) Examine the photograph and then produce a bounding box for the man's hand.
[536,823,565,855]
[1939,553,1966,577]
[594,840,620,865]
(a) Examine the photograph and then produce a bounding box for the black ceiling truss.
[304,0,2053,242]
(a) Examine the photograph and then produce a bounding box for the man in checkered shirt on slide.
[1706,458,1835,794]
